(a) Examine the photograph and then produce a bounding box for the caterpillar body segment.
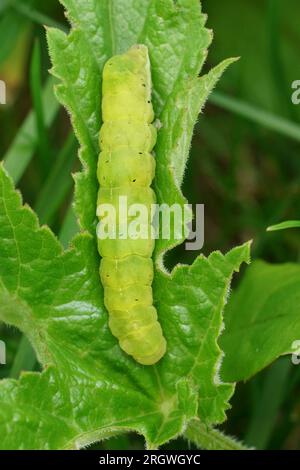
[97,45,167,365]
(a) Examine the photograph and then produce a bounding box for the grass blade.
[3,76,59,183]
[12,2,67,31]
[34,132,77,224]
[210,91,300,143]
[0,0,12,15]
[245,358,292,449]
[0,6,27,64]
[267,220,300,232]
[30,39,50,176]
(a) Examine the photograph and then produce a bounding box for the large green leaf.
[46,0,234,257]
[0,0,250,449]
[221,260,300,382]
[0,165,250,448]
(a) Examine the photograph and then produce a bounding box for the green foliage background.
[0,0,300,450]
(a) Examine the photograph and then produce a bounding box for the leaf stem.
[184,419,251,450]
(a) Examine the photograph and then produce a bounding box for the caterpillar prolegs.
[97,45,167,365]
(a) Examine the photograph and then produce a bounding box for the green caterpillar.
[97,45,167,365]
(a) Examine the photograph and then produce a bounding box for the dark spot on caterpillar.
[139,152,142,155]
[132,179,136,182]
[135,299,138,301]
[142,84,146,87]
[147,100,150,103]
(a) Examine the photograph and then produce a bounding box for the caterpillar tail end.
[108,305,167,366]
[134,336,167,366]
[113,318,167,366]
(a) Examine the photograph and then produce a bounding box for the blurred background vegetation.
[0,0,300,450]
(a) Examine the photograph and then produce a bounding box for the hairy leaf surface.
[0,0,249,449]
